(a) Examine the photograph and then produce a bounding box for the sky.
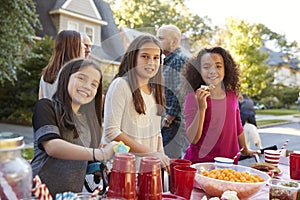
[185,0,300,46]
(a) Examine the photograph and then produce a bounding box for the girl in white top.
[104,34,169,170]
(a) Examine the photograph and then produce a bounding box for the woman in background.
[39,30,85,99]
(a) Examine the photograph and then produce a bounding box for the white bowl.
[192,162,270,199]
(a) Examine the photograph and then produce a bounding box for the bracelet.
[100,148,107,163]
[92,148,97,162]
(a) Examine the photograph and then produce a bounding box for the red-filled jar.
[0,132,32,199]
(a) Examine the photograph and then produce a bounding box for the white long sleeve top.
[104,77,162,153]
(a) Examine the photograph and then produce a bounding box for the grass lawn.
[256,109,298,116]
[257,119,289,126]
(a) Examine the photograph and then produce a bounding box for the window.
[85,26,94,43]
[67,21,79,31]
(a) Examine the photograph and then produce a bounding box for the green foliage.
[255,109,298,116]
[257,119,288,127]
[0,0,41,84]
[21,147,34,161]
[109,0,215,52]
[257,84,299,109]
[103,79,111,95]
[217,18,271,97]
[0,36,53,125]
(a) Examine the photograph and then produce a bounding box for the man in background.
[157,24,189,158]
[81,32,92,58]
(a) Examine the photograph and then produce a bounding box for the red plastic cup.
[169,159,192,194]
[138,156,162,200]
[173,166,197,200]
[290,153,300,180]
[107,153,137,200]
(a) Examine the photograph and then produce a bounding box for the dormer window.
[85,26,94,43]
[68,21,79,31]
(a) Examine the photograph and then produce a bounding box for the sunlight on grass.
[256,109,298,116]
[257,119,289,126]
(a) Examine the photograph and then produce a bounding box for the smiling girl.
[180,47,256,164]
[31,58,117,197]
[103,34,169,170]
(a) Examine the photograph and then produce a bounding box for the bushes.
[0,36,53,125]
[256,85,299,109]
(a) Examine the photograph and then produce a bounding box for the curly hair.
[180,46,241,96]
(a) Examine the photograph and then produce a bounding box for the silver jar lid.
[0,132,24,150]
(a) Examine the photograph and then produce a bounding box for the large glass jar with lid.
[0,132,32,199]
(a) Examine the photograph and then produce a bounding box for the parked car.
[254,103,266,110]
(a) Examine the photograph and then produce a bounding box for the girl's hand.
[241,148,258,156]
[195,88,210,109]
[98,141,118,162]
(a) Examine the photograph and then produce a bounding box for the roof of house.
[262,46,299,70]
[34,0,58,37]
[33,0,124,62]
[93,0,124,62]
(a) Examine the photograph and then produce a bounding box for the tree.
[0,0,41,84]
[215,18,277,97]
[109,0,215,52]
[0,36,53,124]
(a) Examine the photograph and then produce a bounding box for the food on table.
[193,163,269,199]
[201,84,215,91]
[269,179,300,200]
[201,190,240,200]
[250,162,281,177]
[200,168,264,183]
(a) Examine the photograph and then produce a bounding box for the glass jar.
[0,132,32,199]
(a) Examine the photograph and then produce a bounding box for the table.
[190,164,290,200]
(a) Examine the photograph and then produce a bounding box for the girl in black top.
[31,58,117,197]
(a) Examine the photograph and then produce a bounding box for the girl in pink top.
[180,47,256,164]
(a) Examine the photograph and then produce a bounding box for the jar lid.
[0,132,24,150]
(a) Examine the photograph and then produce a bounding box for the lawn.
[256,109,298,116]
[257,119,289,126]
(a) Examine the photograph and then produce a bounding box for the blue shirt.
[163,48,189,118]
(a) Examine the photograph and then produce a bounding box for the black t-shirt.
[31,99,98,197]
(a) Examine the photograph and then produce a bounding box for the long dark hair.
[180,46,241,96]
[52,58,103,142]
[114,34,165,115]
[42,30,82,83]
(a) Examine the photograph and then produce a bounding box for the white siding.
[64,0,100,19]
[58,15,101,46]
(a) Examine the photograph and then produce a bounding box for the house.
[119,26,191,57]
[262,46,300,87]
[33,0,125,81]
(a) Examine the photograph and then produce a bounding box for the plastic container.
[0,132,32,199]
[269,178,300,200]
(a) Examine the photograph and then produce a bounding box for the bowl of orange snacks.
[191,163,270,199]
